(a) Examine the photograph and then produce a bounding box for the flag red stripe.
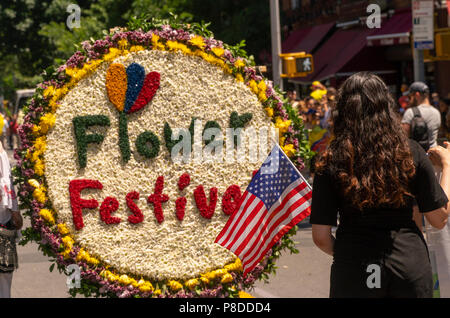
[225,201,266,251]
[215,192,254,245]
[241,187,312,267]
[215,191,251,244]
[231,181,308,257]
[225,197,264,250]
[242,189,311,266]
[242,193,311,272]
[243,203,311,276]
[243,192,312,275]
[237,181,309,258]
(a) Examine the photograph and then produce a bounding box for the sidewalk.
[11,218,69,298]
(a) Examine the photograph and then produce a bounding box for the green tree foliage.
[0,0,51,99]
[0,0,271,100]
[185,0,271,65]
[0,0,99,99]
[38,0,133,64]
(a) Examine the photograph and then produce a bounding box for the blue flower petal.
[124,63,145,113]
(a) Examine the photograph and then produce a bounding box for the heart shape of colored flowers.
[105,63,161,162]
[106,63,160,114]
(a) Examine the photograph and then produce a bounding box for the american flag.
[215,143,312,276]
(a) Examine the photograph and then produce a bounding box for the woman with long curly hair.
[310,72,450,298]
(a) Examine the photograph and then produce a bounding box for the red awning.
[282,22,334,53]
[366,10,412,46]
[293,26,376,83]
[282,27,312,53]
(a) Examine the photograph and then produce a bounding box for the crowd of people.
[287,79,450,160]
[288,81,335,129]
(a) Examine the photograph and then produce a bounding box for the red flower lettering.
[147,176,169,224]
[69,179,103,230]
[99,196,121,225]
[175,197,187,221]
[193,185,218,219]
[221,185,242,215]
[178,173,190,191]
[126,191,144,224]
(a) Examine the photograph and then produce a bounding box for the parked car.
[13,88,35,116]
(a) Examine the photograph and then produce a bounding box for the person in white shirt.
[401,81,441,149]
[403,83,450,297]
[0,141,21,298]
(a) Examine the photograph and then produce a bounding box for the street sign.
[279,52,314,78]
[412,0,434,50]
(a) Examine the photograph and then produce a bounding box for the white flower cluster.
[44,50,274,280]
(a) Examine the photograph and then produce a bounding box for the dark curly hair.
[315,72,416,210]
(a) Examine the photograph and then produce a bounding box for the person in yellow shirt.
[310,81,327,101]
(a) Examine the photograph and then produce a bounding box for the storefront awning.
[292,26,376,83]
[282,22,334,53]
[282,27,312,53]
[366,10,412,47]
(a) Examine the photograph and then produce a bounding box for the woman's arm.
[312,224,335,256]
[426,142,450,229]
[423,163,450,229]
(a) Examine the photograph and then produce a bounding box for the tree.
[185,0,271,64]
[0,0,272,100]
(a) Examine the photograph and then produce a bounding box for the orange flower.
[105,64,127,112]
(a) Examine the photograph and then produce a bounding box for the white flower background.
[44,50,274,280]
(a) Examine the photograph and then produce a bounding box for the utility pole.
[413,49,426,82]
[270,0,283,91]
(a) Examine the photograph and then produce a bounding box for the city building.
[280,0,450,99]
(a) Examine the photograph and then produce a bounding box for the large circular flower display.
[14,24,311,298]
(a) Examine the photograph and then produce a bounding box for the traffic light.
[436,31,450,57]
[279,52,314,78]
[423,28,450,62]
